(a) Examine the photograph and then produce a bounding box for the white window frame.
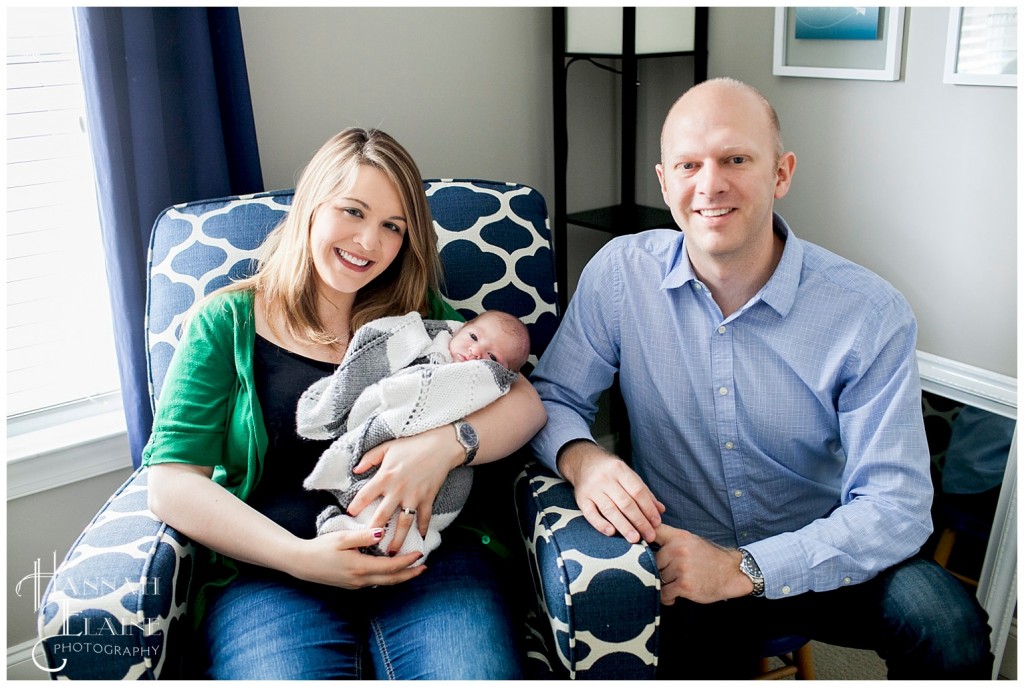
[6,7,133,500]
[7,394,132,500]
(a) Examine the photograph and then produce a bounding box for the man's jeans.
[657,557,994,679]
[199,538,523,679]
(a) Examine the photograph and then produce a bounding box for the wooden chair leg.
[933,527,980,587]
[933,527,956,568]
[793,642,816,679]
[757,641,815,680]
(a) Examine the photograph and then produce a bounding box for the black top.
[247,334,339,539]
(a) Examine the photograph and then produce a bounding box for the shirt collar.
[760,213,802,317]
[659,233,696,290]
[659,212,803,318]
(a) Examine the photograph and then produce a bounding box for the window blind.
[6,7,120,418]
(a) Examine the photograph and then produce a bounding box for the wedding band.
[399,506,417,516]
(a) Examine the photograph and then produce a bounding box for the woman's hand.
[287,528,426,588]
[347,425,463,554]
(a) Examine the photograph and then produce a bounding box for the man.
[530,78,992,678]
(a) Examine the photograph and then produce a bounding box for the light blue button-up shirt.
[530,214,933,599]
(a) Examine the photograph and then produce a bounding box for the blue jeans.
[657,557,994,679]
[199,537,523,679]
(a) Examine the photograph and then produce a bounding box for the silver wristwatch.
[738,548,765,597]
[453,420,479,466]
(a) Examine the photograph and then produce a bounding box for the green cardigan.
[142,288,461,619]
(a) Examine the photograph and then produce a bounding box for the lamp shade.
[566,7,696,55]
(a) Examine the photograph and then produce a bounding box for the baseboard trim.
[8,638,44,679]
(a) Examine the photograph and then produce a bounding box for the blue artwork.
[794,7,881,40]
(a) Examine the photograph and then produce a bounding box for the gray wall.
[564,7,1015,376]
[708,7,1016,377]
[265,5,1012,379]
[7,469,134,647]
[239,7,553,197]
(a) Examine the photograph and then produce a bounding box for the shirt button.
[718,325,727,334]
[719,386,729,396]
[843,577,852,585]
[781,585,792,595]
[725,441,735,449]
[733,490,743,498]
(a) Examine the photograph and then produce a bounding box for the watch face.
[458,421,478,448]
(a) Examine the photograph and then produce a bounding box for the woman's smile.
[336,247,372,270]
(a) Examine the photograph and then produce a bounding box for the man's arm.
[531,243,664,543]
[741,297,933,598]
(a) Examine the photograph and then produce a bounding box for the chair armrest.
[514,460,660,679]
[36,467,196,680]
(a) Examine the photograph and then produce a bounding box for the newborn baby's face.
[448,319,514,369]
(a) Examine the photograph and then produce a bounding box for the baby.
[297,309,530,562]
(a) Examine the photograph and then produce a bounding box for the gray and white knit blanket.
[297,311,518,562]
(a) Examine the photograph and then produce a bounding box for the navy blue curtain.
[75,8,264,466]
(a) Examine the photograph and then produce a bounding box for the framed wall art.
[773,7,906,81]
[944,6,1017,87]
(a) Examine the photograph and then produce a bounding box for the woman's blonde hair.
[225,127,441,344]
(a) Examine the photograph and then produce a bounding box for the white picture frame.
[773,7,905,81]
[943,7,1017,87]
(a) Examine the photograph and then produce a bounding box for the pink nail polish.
[373,528,384,539]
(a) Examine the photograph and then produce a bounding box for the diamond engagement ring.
[399,506,417,516]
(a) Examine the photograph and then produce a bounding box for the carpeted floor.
[807,641,887,679]
[765,640,887,680]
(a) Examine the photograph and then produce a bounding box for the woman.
[145,128,546,679]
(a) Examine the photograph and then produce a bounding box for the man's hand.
[558,441,666,543]
[653,524,754,605]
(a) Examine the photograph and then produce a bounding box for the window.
[7,8,130,497]
[6,7,120,419]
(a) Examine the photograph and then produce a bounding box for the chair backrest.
[146,179,559,408]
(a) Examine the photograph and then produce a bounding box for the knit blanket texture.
[297,311,518,561]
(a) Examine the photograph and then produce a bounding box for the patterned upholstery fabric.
[515,461,661,678]
[35,179,578,679]
[36,468,193,679]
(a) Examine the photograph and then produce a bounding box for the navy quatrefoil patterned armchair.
[36,179,663,680]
